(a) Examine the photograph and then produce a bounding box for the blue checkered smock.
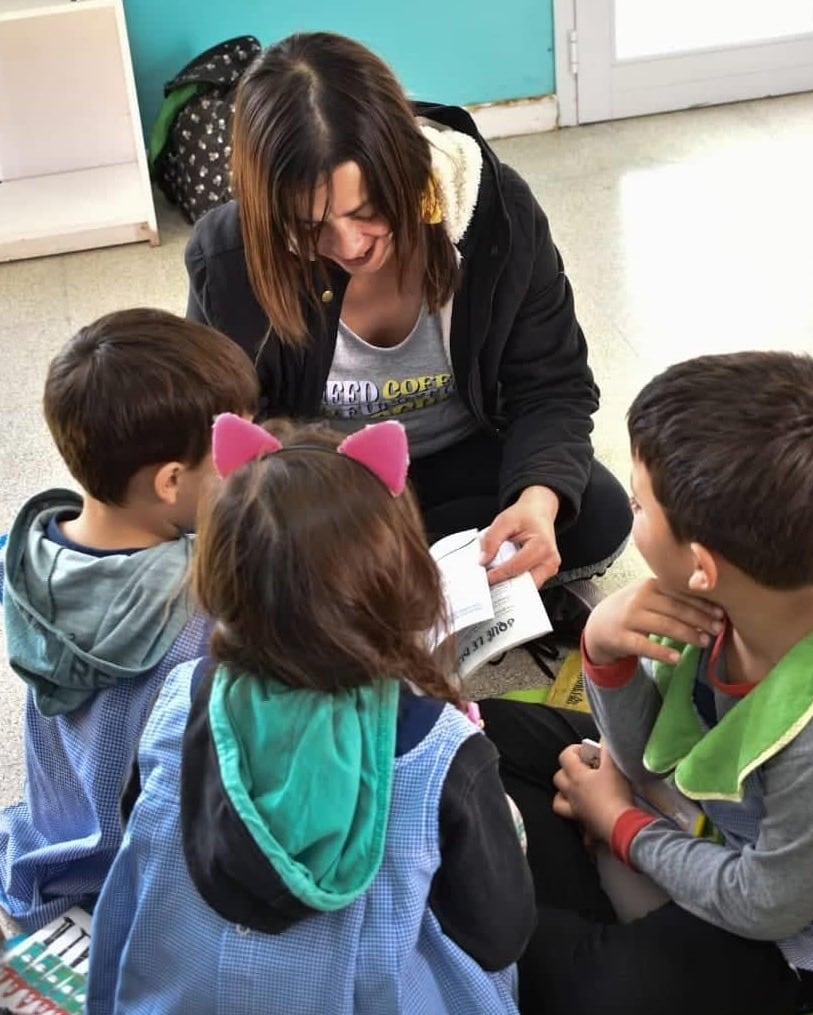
[0,615,211,931]
[86,660,520,1014]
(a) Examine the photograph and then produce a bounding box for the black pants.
[408,432,632,584]
[479,698,813,1015]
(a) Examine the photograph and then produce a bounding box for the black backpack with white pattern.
[149,36,262,224]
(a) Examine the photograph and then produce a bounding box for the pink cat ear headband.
[211,414,409,496]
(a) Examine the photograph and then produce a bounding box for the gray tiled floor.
[1,92,812,806]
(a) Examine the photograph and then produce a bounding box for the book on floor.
[0,907,90,1015]
[545,650,591,711]
[430,528,552,680]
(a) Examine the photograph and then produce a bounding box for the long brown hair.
[231,32,459,346]
[192,420,460,703]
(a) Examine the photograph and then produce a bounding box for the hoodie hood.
[419,121,483,246]
[2,489,195,716]
[181,662,399,932]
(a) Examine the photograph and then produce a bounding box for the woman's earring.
[420,177,443,225]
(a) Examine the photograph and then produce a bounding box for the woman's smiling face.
[301,161,394,275]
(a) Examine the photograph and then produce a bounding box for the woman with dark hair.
[184,31,631,605]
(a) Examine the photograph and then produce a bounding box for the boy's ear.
[153,462,185,505]
[688,542,718,592]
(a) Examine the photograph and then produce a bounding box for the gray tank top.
[321,303,478,458]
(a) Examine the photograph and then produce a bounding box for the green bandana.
[644,633,813,801]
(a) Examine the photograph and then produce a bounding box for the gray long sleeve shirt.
[585,633,813,971]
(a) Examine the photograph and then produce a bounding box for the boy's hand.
[552,742,634,842]
[584,577,725,666]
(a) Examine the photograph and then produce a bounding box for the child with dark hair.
[481,350,813,1015]
[86,416,535,1015]
[0,308,259,932]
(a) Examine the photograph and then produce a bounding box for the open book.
[430,528,552,680]
[0,907,90,1015]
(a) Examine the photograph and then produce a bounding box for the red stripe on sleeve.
[610,807,656,868]
[581,631,638,688]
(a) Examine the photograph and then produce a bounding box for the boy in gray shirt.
[482,350,813,1015]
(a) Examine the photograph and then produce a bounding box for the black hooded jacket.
[185,102,599,525]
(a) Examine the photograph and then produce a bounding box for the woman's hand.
[584,577,726,667]
[479,485,561,588]
[553,743,634,843]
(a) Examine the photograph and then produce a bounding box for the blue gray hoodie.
[0,489,211,931]
[2,489,197,715]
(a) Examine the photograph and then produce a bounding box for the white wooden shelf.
[0,0,94,20]
[0,163,156,259]
[0,0,158,261]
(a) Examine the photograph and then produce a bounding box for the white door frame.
[553,0,580,126]
[553,0,813,125]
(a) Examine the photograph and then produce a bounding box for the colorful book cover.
[545,649,592,713]
[0,908,90,1015]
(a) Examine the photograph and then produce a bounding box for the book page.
[429,530,552,677]
[429,529,493,646]
[457,565,552,679]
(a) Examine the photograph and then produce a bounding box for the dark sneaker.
[519,579,605,679]
[540,579,605,648]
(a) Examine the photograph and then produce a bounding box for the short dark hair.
[44,308,259,504]
[231,31,459,346]
[627,350,813,588]
[193,419,460,703]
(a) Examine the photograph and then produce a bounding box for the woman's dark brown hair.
[192,420,460,703]
[231,31,459,346]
